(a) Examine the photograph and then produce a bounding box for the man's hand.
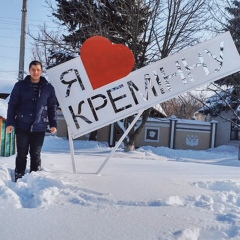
[50,127,57,134]
[6,126,14,133]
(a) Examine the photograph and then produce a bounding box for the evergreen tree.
[226,0,240,53]
[49,0,150,69]
[46,0,152,150]
[198,1,240,121]
[215,0,240,87]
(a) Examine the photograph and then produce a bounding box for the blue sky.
[0,1,57,81]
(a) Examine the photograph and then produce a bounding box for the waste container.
[0,118,16,157]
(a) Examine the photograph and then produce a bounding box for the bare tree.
[122,0,212,151]
[161,92,207,119]
[207,0,232,34]
[149,0,211,60]
[29,23,76,69]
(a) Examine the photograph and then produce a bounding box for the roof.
[151,103,167,118]
[197,88,240,116]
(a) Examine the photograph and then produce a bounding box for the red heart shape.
[80,36,135,90]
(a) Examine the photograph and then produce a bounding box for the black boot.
[30,165,41,173]
[15,171,25,182]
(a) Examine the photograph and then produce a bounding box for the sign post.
[96,110,144,175]
[67,125,76,173]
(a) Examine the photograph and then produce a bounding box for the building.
[57,112,217,150]
[195,88,240,147]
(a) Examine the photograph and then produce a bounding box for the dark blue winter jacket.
[6,75,57,132]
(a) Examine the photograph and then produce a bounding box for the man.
[6,60,57,182]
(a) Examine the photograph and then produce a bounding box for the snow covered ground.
[1,135,240,240]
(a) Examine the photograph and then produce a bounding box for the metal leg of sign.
[67,125,77,174]
[96,110,144,175]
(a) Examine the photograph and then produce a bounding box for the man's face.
[29,64,43,83]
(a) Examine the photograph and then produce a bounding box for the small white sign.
[145,127,160,142]
[47,32,240,139]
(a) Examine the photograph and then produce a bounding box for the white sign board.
[47,32,240,139]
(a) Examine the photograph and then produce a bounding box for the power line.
[0,16,19,20]
[0,44,20,49]
[0,70,18,73]
[0,21,58,29]
[0,16,53,22]
[0,75,17,79]
[0,42,32,49]
[0,55,19,59]
[0,20,19,25]
[0,36,19,39]
[0,27,20,31]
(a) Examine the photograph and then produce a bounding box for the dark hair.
[29,60,43,70]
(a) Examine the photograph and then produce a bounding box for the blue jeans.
[15,128,45,174]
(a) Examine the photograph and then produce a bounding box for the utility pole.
[18,0,28,81]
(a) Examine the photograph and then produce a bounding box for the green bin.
[0,118,16,157]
